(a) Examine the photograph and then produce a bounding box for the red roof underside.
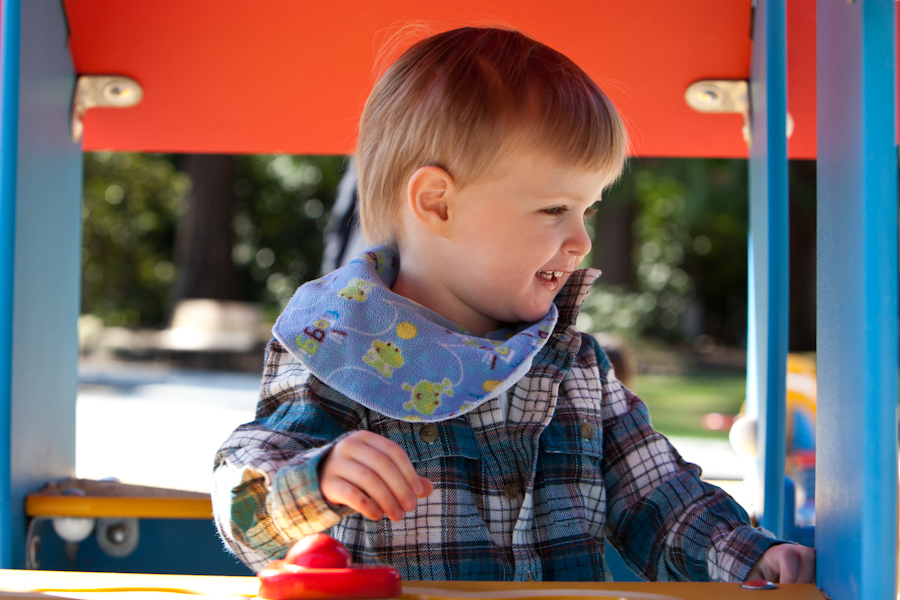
[62,0,818,158]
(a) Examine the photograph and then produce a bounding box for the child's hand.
[745,543,816,583]
[320,431,434,521]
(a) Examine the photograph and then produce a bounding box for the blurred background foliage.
[81,153,815,352]
[581,158,752,344]
[227,154,346,321]
[82,152,187,327]
[82,153,345,327]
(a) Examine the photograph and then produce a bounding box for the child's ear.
[406,166,456,236]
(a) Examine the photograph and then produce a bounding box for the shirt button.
[419,424,439,444]
[503,482,519,500]
[580,422,595,440]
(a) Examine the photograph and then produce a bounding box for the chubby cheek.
[457,246,514,283]
[455,235,554,296]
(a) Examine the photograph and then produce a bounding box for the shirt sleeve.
[587,335,779,582]
[211,339,359,572]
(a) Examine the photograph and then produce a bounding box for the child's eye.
[583,207,599,221]
[541,206,568,217]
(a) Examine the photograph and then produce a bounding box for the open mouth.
[537,270,564,282]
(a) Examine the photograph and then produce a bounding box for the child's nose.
[566,221,592,259]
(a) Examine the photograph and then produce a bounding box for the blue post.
[0,0,81,567]
[817,0,898,598]
[747,0,788,538]
[0,0,23,570]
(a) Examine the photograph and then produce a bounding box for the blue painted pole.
[817,0,898,598]
[748,0,788,538]
[0,0,21,570]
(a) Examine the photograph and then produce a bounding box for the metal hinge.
[684,79,793,148]
[684,80,752,145]
[71,75,143,143]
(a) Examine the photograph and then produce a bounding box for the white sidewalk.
[76,363,262,492]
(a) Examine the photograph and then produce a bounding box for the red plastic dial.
[258,564,402,600]
[258,535,402,600]
[284,533,353,569]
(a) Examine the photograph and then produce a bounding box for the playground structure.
[0,2,897,599]
[727,353,818,536]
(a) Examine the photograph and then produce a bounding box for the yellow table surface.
[0,570,826,600]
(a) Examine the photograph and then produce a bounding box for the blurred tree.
[581,158,750,344]
[229,154,346,321]
[82,152,188,327]
[582,158,816,350]
[82,153,347,328]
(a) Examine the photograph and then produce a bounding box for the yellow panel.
[24,496,211,520]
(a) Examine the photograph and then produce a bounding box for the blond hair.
[356,26,628,245]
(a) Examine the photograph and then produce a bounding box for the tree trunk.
[173,154,241,303]
[591,199,636,287]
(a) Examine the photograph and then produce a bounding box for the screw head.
[108,523,128,544]
[102,81,138,106]
[694,86,722,107]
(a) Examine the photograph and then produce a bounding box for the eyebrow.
[532,193,603,203]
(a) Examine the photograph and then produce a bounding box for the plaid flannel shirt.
[212,269,777,582]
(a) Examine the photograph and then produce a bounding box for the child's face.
[425,151,606,335]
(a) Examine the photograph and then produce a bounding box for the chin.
[483,295,554,328]
[512,305,554,325]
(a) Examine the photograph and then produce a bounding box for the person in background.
[321,158,367,274]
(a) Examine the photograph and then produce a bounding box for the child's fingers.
[417,476,434,497]
[320,474,387,521]
[342,431,425,505]
[796,546,816,583]
[355,436,424,514]
[749,544,815,584]
[776,550,799,583]
[323,452,406,520]
[776,545,816,584]
[357,432,426,496]
[351,460,410,519]
[322,431,424,520]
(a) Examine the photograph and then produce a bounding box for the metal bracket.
[71,75,143,143]
[684,80,752,145]
[684,79,793,148]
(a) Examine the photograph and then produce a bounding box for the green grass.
[630,373,747,439]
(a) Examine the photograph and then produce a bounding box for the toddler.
[212,26,814,583]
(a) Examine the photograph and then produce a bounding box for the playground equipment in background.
[729,354,817,527]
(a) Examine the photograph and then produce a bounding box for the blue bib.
[273,246,558,422]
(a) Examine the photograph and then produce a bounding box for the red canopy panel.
[62,0,818,158]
